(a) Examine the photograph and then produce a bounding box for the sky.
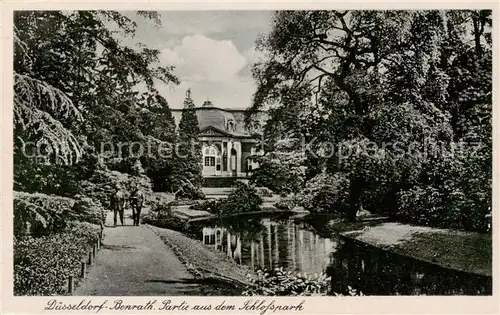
[120,11,273,109]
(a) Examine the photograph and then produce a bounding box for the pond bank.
[170,204,309,223]
[328,219,492,277]
[147,225,257,291]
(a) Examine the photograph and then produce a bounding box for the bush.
[14,192,75,238]
[14,160,81,198]
[297,172,350,215]
[397,184,491,232]
[249,139,306,195]
[273,198,296,210]
[142,197,188,231]
[170,199,203,207]
[174,179,205,200]
[189,199,223,214]
[187,183,263,217]
[397,147,491,233]
[70,195,106,226]
[255,187,274,198]
[219,182,263,215]
[14,191,105,239]
[14,222,100,295]
[79,169,154,210]
[242,268,331,296]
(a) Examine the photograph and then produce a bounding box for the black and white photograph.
[8,7,494,301]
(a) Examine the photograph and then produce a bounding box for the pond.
[191,213,492,296]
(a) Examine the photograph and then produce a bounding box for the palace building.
[171,100,268,179]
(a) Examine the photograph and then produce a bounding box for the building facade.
[171,100,268,178]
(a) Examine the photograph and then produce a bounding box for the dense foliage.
[13,191,105,239]
[242,268,331,296]
[13,12,208,296]
[14,11,203,197]
[250,138,306,194]
[142,196,188,231]
[297,172,350,215]
[219,182,263,215]
[190,183,263,217]
[250,10,492,232]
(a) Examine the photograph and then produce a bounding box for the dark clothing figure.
[129,189,144,226]
[111,190,126,227]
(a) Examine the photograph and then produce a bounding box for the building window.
[204,156,216,166]
[227,120,235,132]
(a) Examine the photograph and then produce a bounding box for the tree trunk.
[471,12,483,58]
[346,176,364,221]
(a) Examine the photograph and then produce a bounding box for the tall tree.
[13,11,179,194]
[251,10,491,229]
[139,92,178,191]
[173,89,203,192]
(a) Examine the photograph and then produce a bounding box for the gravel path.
[74,211,203,296]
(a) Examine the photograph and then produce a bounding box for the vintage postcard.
[1,1,499,314]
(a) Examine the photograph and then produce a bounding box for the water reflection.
[196,215,491,295]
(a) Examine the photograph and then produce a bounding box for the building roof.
[197,107,236,131]
[171,102,268,138]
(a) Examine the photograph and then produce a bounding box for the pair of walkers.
[110,186,144,227]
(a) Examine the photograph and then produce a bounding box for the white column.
[227,231,232,258]
[274,224,279,264]
[220,140,226,176]
[227,140,232,175]
[299,229,304,270]
[235,234,242,264]
[267,222,272,269]
[235,141,242,176]
[257,243,261,267]
[251,241,255,269]
[201,143,206,177]
[259,235,265,269]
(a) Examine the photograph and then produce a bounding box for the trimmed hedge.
[14,222,100,296]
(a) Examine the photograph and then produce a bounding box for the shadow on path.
[74,211,204,296]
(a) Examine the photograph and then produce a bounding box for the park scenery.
[13,10,492,296]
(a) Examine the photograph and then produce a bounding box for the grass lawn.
[328,219,492,277]
[392,231,492,276]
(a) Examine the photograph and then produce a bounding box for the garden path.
[74,210,203,296]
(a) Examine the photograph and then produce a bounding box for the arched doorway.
[203,144,221,176]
